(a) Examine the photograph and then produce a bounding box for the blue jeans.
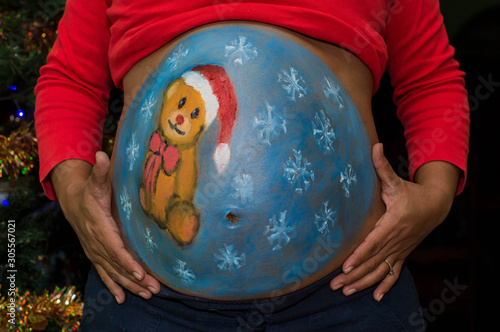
[80,264,424,331]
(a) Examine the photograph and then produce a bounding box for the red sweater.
[34,0,470,200]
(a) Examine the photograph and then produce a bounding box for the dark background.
[373,0,500,330]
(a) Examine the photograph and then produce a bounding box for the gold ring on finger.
[384,259,395,276]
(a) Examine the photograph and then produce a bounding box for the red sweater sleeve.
[34,0,112,200]
[385,0,470,194]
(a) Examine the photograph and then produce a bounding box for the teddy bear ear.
[165,80,180,100]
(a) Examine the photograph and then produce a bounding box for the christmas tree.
[0,1,98,330]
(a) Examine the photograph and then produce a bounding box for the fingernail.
[148,286,158,294]
[376,293,384,302]
[331,283,343,291]
[139,291,148,299]
[344,266,353,274]
[115,296,122,304]
[345,288,357,296]
[133,271,143,281]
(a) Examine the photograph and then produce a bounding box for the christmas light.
[0,122,38,184]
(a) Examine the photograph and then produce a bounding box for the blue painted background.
[113,25,376,299]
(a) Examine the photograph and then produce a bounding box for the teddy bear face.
[158,78,207,146]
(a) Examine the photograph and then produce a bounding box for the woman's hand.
[330,143,460,301]
[51,152,161,304]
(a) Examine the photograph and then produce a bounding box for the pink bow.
[143,131,179,195]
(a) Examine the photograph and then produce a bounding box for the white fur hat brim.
[181,71,219,127]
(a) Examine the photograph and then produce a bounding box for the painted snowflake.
[126,132,139,171]
[140,93,156,120]
[224,36,258,65]
[312,109,336,155]
[340,164,357,198]
[253,101,287,146]
[322,76,345,110]
[173,260,196,285]
[232,173,254,203]
[167,44,189,70]
[283,148,315,194]
[278,67,307,101]
[214,244,246,271]
[119,188,132,221]
[314,201,337,234]
[143,227,158,253]
[264,210,295,251]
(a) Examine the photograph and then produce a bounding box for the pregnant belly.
[111,23,380,300]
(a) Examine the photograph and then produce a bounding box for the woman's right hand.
[51,151,161,304]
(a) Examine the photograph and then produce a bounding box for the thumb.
[89,151,111,188]
[372,143,401,192]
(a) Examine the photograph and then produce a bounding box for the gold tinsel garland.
[0,122,38,185]
[0,286,83,331]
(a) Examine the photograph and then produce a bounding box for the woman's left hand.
[330,143,459,302]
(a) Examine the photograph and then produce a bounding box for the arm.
[387,0,470,195]
[330,0,470,300]
[414,161,461,203]
[35,0,112,200]
[34,0,159,303]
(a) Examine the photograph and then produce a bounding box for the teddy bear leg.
[166,201,200,247]
[139,185,169,230]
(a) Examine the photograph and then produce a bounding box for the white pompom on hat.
[181,65,238,173]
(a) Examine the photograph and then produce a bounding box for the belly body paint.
[114,25,376,299]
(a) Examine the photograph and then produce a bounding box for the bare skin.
[330,144,459,301]
[50,22,460,304]
[51,154,160,303]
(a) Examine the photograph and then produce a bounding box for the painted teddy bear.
[140,64,238,247]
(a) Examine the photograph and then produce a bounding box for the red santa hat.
[181,65,238,173]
